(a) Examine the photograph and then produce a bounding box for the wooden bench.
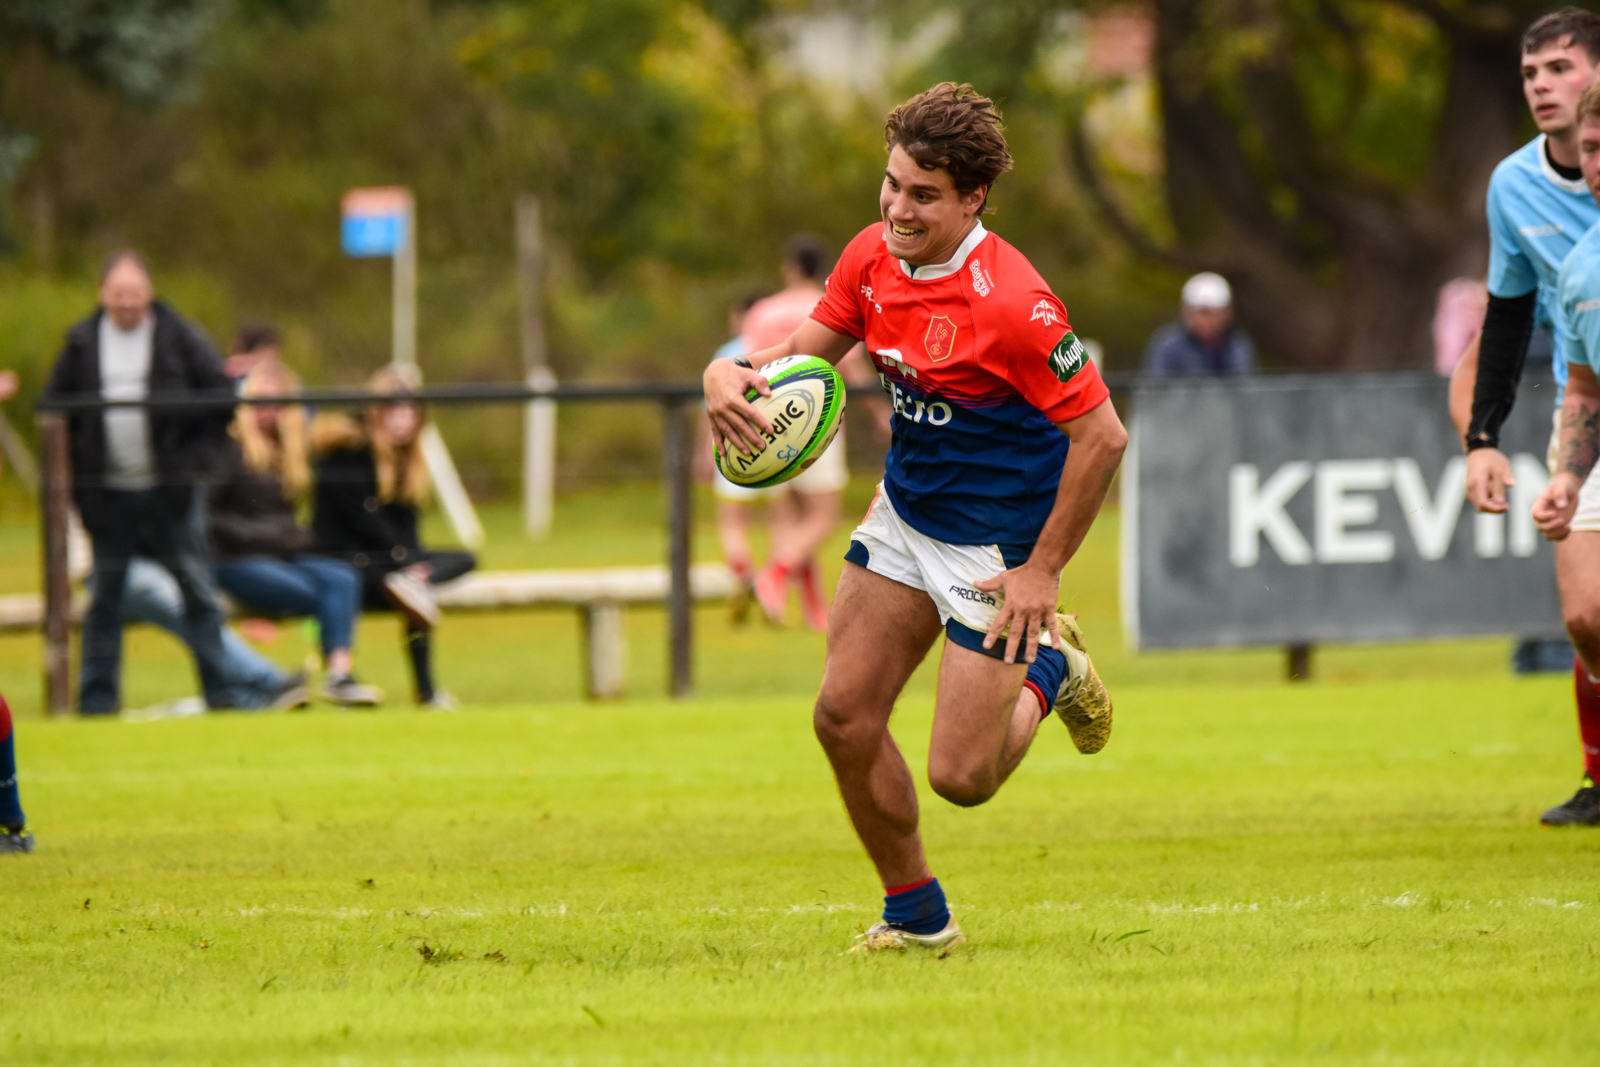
[0,564,734,700]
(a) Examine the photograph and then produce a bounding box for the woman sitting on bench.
[208,363,381,707]
[311,365,476,710]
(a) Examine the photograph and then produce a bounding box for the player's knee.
[1565,607,1600,650]
[928,765,998,808]
[812,695,869,754]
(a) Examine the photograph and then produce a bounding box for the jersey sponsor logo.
[969,259,993,297]
[875,348,919,379]
[1048,329,1088,383]
[885,380,952,426]
[1578,298,1600,314]
[1030,300,1062,328]
[861,285,883,315]
[1520,224,1564,237]
[948,584,997,606]
[925,315,958,362]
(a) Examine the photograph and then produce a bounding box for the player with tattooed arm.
[1464,9,1600,825]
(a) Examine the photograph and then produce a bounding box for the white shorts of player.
[713,428,849,502]
[846,482,1055,651]
[1546,410,1600,533]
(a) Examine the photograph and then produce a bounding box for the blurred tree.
[934,0,1550,370]
[0,0,311,250]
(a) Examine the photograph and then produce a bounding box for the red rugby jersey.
[810,221,1109,545]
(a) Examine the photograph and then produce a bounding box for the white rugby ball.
[715,354,846,489]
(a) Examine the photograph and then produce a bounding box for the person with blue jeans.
[208,363,379,706]
[43,251,238,715]
[107,555,306,709]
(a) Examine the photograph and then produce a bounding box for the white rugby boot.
[848,917,965,954]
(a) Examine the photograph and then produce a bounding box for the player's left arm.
[976,398,1127,664]
[1535,361,1600,540]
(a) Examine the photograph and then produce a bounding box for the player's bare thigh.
[1556,532,1600,669]
[926,639,1030,807]
[815,562,942,739]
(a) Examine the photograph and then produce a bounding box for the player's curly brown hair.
[885,83,1013,215]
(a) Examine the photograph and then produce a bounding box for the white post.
[517,195,556,538]
[387,191,482,549]
[393,195,416,369]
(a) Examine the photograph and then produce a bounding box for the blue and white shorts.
[844,483,1058,659]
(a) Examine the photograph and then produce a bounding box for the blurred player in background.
[705,83,1125,952]
[1460,9,1600,824]
[698,292,766,622]
[705,240,882,633]
[0,691,33,853]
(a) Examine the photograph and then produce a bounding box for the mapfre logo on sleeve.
[1047,329,1088,383]
[1030,300,1062,328]
[969,259,993,297]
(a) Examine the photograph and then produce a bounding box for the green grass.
[3,679,1597,1064]
[2,482,1595,1063]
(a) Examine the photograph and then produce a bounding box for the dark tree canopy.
[937,0,1555,369]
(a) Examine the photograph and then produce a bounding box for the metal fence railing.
[33,373,1141,715]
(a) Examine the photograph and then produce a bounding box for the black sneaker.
[1,826,35,854]
[1540,777,1600,826]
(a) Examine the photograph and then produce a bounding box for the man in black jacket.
[44,252,239,715]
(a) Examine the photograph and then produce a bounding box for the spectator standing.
[43,251,238,715]
[311,365,475,709]
[208,364,379,707]
[1141,272,1258,377]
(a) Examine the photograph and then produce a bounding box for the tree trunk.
[1136,0,1530,370]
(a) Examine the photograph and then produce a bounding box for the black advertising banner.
[1123,373,1563,648]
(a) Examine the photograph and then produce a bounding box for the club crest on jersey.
[1048,329,1088,383]
[1030,300,1062,328]
[924,315,958,362]
[969,259,993,297]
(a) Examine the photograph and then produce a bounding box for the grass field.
[2,484,1597,1064]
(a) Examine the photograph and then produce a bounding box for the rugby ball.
[715,355,846,488]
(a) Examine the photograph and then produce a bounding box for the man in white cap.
[1141,271,1258,377]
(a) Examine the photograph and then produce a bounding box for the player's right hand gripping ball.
[715,355,846,488]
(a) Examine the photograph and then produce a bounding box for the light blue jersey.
[1487,135,1600,401]
[1556,222,1600,375]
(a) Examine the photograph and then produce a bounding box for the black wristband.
[1464,434,1499,452]
[730,355,753,370]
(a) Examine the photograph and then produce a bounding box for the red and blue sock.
[883,877,950,934]
[0,692,23,830]
[1023,646,1069,722]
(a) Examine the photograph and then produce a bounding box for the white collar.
[894,221,988,280]
[1538,135,1588,195]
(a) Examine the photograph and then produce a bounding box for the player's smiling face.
[1580,113,1600,202]
[1522,39,1598,135]
[879,145,987,267]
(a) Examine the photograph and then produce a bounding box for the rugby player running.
[704,83,1125,951]
[1462,9,1600,826]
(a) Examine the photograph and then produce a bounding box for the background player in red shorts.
[705,83,1126,951]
